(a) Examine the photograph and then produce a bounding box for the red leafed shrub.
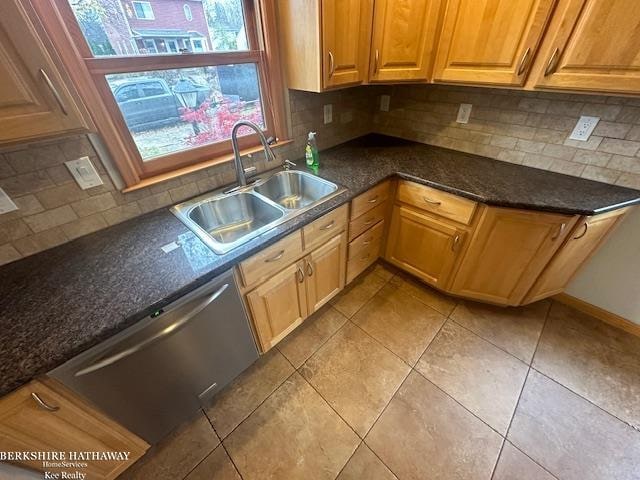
[179,96,263,147]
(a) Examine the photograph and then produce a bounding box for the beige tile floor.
[121,262,640,480]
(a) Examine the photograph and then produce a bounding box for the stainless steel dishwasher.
[50,269,258,444]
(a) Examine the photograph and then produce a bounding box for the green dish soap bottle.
[305,131,319,170]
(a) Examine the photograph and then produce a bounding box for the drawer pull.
[452,234,461,252]
[552,223,566,241]
[320,220,335,230]
[264,250,285,263]
[362,237,373,245]
[367,195,379,204]
[423,197,442,206]
[306,260,314,276]
[297,265,305,283]
[31,392,59,412]
[363,218,374,225]
[574,223,588,240]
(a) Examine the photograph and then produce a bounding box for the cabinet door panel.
[0,379,147,479]
[306,232,347,312]
[369,0,443,82]
[533,0,640,93]
[0,0,86,143]
[385,205,465,289]
[450,207,577,305]
[434,0,556,86]
[246,262,308,351]
[523,210,626,303]
[323,0,373,88]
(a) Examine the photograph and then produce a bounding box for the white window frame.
[190,37,206,52]
[183,4,193,21]
[132,1,155,20]
[164,39,179,53]
[142,38,158,53]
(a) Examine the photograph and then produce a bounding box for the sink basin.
[186,192,284,252]
[254,170,339,210]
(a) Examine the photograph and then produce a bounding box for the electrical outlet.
[0,187,18,215]
[323,104,333,124]
[456,104,472,124]
[569,116,600,141]
[380,95,390,112]
[65,156,103,190]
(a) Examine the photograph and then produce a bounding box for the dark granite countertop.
[1,134,639,396]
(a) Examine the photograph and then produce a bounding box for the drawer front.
[350,181,390,220]
[397,180,477,225]
[240,230,304,287]
[348,220,384,260]
[303,204,349,251]
[349,202,387,241]
[347,238,382,283]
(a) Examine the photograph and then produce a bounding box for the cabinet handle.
[367,195,379,204]
[374,49,380,74]
[573,222,589,240]
[31,392,59,412]
[423,197,442,206]
[544,47,560,77]
[364,218,374,225]
[320,220,335,231]
[297,265,305,283]
[452,234,461,252]
[264,250,285,263]
[363,236,373,245]
[328,51,335,78]
[39,69,68,116]
[552,223,566,240]
[306,260,314,277]
[517,47,531,76]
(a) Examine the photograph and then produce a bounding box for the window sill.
[121,139,293,193]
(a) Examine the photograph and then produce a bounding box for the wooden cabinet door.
[449,207,578,306]
[246,261,308,351]
[0,378,148,479]
[323,0,373,88]
[523,209,627,304]
[434,0,556,86]
[531,0,640,94]
[305,232,347,312]
[0,0,86,143]
[385,205,466,289]
[369,0,444,82]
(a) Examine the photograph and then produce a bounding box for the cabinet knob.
[31,392,59,412]
[573,222,589,240]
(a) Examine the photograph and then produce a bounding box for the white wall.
[566,207,640,325]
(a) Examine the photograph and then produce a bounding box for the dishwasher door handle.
[74,283,229,377]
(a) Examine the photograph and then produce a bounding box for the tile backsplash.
[0,87,377,265]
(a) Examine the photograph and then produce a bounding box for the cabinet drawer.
[397,181,477,225]
[349,202,387,241]
[347,238,382,283]
[303,204,348,251]
[240,231,303,287]
[348,220,384,260]
[350,181,390,220]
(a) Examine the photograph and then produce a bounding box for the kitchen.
[1,0,640,479]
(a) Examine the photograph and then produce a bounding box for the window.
[45,0,285,187]
[132,1,154,20]
[184,4,193,21]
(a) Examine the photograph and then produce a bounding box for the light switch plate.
[65,156,103,190]
[0,187,18,215]
[569,116,600,141]
[323,104,333,124]
[380,95,391,112]
[457,104,472,124]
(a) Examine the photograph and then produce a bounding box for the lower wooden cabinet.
[386,205,466,289]
[523,208,628,304]
[0,378,148,479]
[449,207,578,305]
[304,232,347,312]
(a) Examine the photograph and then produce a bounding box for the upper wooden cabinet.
[0,378,147,479]
[0,0,88,144]
[434,0,556,86]
[369,0,444,82]
[530,0,640,94]
[278,0,373,92]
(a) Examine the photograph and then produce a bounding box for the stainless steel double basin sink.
[171,170,344,254]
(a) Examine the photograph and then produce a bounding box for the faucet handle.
[283,160,296,170]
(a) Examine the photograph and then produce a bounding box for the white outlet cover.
[65,156,103,190]
[456,103,472,124]
[569,116,600,141]
[323,104,333,124]
[0,187,18,215]
[380,95,391,112]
